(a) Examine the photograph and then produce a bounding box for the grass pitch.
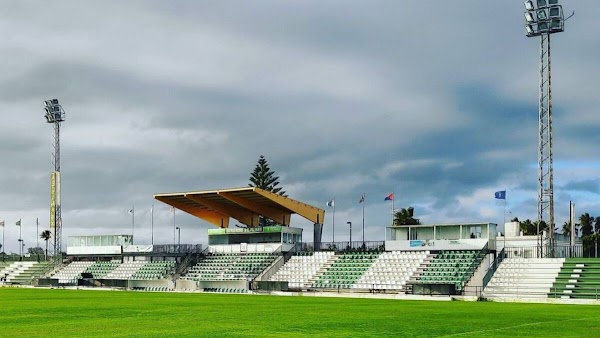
[1,288,598,337]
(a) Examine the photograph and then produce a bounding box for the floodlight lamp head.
[525,0,534,11]
[526,25,535,35]
[525,12,535,23]
[537,0,547,8]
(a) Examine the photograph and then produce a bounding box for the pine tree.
[249,155,286,196]
[249,155,286,227]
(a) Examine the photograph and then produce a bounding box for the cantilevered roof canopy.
[154,187,325,228]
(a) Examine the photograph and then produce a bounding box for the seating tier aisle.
[484,258,564,299]
[548,259,600,299]
[355,251,428,290]
[269,251,335,288]
[414,250,484,292]
[313,252,380,289]
[184,253,278,282]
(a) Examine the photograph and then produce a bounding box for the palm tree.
[393,207,420,226]
[519,219,536,235]
[563,222,579,238]
[40,230,51,261]
[579,213,594,237]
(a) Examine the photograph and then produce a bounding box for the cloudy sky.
[1,1,599,253]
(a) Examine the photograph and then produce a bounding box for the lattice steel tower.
[523,0,569,246]
[44,99,66,260]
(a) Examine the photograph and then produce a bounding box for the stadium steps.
[548,259,600,299]
[50,261,95,284]
[484,258,564,299]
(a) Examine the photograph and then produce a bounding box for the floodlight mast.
[523,0,568,257]
[44,99,65,261]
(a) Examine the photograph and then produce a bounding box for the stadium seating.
[355,251,428,290]
[0,261,53,285]
[548,259,600,299]
[130,261,176,280]
[50,260,177,283]
[85,261,120,279]
[104,261,146,279]
[184,253,278,282]
[484,258,564,299]
[312,251,381,289]
[269,251,336,288]
[50,261,95,284]
[413,250,484,292]
[203,287,247,294]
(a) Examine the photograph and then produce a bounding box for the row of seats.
[355,251,429,290]
[131,286,172,292]
[184,253,278,282]
[1,261,53,285]
[50,260,176,283]
[416,250,482,291]
[203,287,247,293]
[313,252,381,289]
[270,251,334,288]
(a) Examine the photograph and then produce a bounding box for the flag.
[0,220,4,227]
[359,193,365,203]
[15,219,21,226]
[384,193,394,201]
[170,206,175,212]
[326,199,335,207]
[128,209,134,214]
[150,206,153,214]
[494,191,506,200]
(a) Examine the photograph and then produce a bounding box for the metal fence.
[504,245,582,258]
[297,241,385,253]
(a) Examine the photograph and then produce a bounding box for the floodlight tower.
[44,99,66,260]
[523,0,569,253]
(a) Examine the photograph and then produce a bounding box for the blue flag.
[494,191,506,200]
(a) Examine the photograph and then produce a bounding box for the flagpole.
[173,208,176,245]
[362,193,365,246]
[36,218,39,249]
[392,191,395,225]
[332,199,336,243]
[19,219,22,260]
[151,205,154,246]
[131,206,135,244]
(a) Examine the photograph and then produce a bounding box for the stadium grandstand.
[7,186,593,303]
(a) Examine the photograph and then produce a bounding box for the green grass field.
[1,288,598,337]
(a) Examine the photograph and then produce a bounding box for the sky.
[1,1,599,253]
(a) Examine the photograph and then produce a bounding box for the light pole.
[347,222,352,249]
[523,0,570,256]
[44,99,65,260]
[175,226,181,246]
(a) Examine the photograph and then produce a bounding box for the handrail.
[460,243,489,292]
[482,247,506,289]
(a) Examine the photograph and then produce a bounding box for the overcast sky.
[1,1,599,253]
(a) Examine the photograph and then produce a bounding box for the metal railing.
[459,243,489,292]
[482,248,506,289]
[152,244,202,254]
[298,241,385,253]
